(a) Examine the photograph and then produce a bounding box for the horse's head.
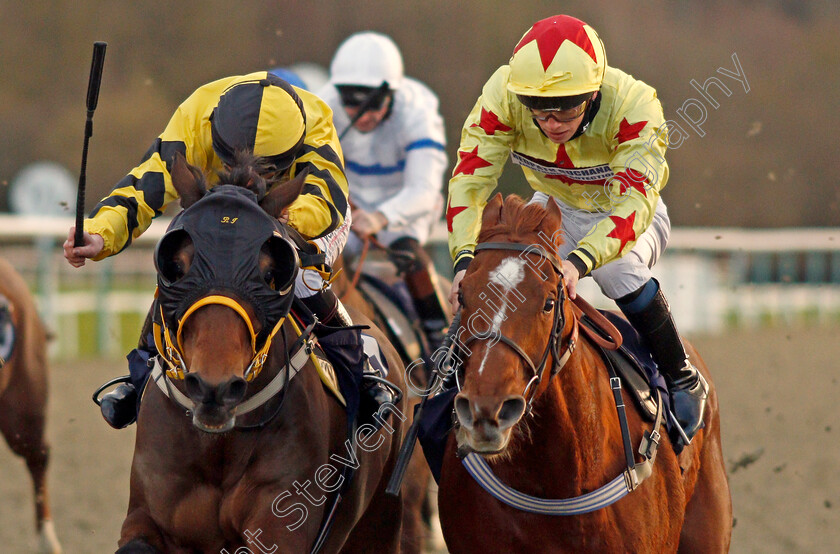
[153,152,307,432]
[453,194,575,456]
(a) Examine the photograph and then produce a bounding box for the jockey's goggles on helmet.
[529,99,590,124]
[337,85,391,110]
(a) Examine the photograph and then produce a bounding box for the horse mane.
[215,150,282,201]
[477,194,563,250]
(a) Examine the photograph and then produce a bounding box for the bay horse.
[0,256,62,553]
[117,153,407,553]
[333,242,450,554]
[437,194,732,553]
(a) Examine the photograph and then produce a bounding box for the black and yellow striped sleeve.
[285,89,349,240]
[84,78,231,258]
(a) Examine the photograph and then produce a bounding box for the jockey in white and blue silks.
[318,32,451,347]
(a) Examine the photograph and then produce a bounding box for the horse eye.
[263,269,276,288]
[543,298,556,313]
[457,291,465,307]
[173,261,186,280]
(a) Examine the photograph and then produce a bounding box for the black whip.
[74,41,107,247]
[385,310,461,496]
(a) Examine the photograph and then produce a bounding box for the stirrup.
[362,373,403,406]
[92,375,133,406]
[668,365,708,445]
[94,377,138,429]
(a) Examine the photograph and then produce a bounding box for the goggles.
[530,99,590,124]
[337,85,390,110]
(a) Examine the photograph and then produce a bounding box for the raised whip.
[74,41,107,247]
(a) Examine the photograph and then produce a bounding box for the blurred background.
[2,0,839,227]
[0,1,838,552]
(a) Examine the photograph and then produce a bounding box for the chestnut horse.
[117,155,407,553]
[0,257,62,553]
[437,195,731,553]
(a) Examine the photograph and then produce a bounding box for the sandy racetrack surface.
[1,326,838,553]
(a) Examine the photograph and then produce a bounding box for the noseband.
[459,241,579,411]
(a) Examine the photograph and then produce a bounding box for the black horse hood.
[154,185,298,341]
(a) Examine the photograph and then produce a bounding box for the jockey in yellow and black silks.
[64,72,397,429]
[446,15,708,447]
[80,72,347,256]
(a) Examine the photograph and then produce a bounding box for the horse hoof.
[37,520,62,554]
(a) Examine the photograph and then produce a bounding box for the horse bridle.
[457,243,668,513]
[458,241,579,411]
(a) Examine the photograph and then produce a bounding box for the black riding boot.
[389,237,451,352]
[99,382,139,429]
[617,279,708,445]
[99,304,156,429]
[299,288,399,410]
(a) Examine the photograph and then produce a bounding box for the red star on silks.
[446,197,469,233]
[513,16,597,70]
[613,169,649,197]
[606,212,637,254]
[453,146,492,176]
[615,118,648,144]
[470,107,513,136]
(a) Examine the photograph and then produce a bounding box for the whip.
[74,41,107,246]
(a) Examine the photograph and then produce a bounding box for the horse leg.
[119,505,167,553]
[339,486,402,554]
[116,539,164,553]
[398,446,431,554]
[0,403,60,554]
[678,397,733,552]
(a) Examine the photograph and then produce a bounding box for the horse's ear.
[542,195,563,238]
[260,167,309,220]
[171,152,207,209]
[481,193,505,229]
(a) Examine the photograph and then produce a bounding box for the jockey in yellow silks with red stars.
[446,15,708,446]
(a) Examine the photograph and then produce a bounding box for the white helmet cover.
[329,32,404,90]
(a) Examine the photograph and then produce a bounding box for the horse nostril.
[454,394,474,428]
[220,376,248,406]
[185,373,211,403]
[497,396,526,430]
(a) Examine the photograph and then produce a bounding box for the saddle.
[356,273,426,364]
[575,307,671,422]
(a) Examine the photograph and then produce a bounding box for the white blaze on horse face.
[478,257,526,375]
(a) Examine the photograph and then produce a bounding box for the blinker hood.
[154,185,298,343]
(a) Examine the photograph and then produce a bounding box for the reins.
[343,234,389,299]
[571,295,622,350]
